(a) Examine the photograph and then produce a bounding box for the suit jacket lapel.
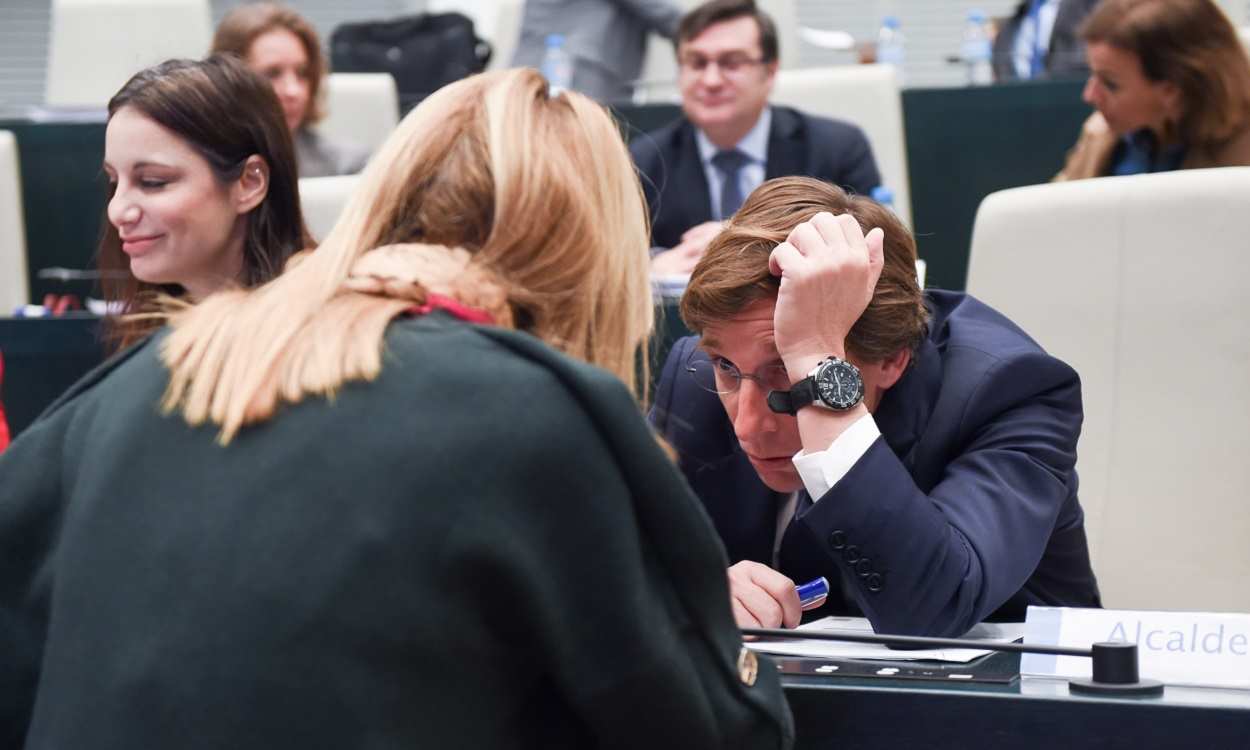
[671,121,714,231]
[764,107,807,181]
[777,493,856,616]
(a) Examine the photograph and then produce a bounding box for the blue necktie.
[1028,0,1047,79]
[711,149,750,221]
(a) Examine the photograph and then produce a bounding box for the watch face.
[814,358,864,410]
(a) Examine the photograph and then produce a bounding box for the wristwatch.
[766,356,864,415]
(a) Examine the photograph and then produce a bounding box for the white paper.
[1021,606,1250,690]
[746,616,1026,663]
[651,273,690,299]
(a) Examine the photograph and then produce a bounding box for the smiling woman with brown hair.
[1056,0,1250,180]
[98,54,311,349]
[0,69,793,749]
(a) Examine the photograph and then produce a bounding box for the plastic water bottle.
[540,34,574,95]
[961,10,993,86]
[871,185,895,212]
[871,185,897,220]
[876,16,905,85]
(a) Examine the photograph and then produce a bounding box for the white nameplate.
[1021,606,1250,689]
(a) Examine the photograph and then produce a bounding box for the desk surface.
[780,653,1250,749]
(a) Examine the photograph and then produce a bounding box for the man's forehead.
[680,16,762,54]
[698,299,779,356]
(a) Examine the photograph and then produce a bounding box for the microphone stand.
[741,627,1164,696]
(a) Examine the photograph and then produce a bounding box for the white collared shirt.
[694,107,771,221]
[1013,0,1060,80]
[792,411,882,505]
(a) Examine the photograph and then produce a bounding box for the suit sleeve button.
[843,545,861,563]
[855,558,873,576]
[829,530,847,550]
[866,573,884,592]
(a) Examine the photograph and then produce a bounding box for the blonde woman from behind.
[0,69,794,749]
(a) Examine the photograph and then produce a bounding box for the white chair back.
[299,175,361,243]
[486,0,524,71]
[0,132,29,314]
[46,0,211,108]
[966,168,1250,613]
[317,73,400,157]
[769,65,910,227]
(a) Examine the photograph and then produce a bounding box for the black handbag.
[330,12,492,109]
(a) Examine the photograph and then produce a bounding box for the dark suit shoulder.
[926,290,1054,361]
[768,106,880,196]
[771,105,870,146]
[629,117,692,167]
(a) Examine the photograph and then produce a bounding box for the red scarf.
[405,292,495,325]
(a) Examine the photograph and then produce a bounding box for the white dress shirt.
[694,107,771,221]
[792,411,882,500]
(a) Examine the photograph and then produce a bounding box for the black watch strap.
[767,377,817,416]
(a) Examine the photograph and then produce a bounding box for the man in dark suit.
[992,0,1100,82]
[630,0,880,275]
[651,176,1100,637]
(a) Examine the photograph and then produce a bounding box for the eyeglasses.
[686,353,793,396]
[678,53,767,77]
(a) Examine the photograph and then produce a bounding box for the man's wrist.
[783,348,847,383]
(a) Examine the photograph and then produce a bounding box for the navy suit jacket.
[651,291,1101,636]
[629,106,881,249]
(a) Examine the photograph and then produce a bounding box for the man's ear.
[763,59,779,86]
[874,347,912,391]
[234,154,270,215]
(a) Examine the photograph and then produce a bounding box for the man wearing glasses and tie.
[650,176,1101,637]
[631,0,881,276]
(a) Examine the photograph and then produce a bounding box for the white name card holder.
[1022,606,1250,690]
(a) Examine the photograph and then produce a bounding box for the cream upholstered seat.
[0,132,28,314]
[316,73,400,159]
[769,64,910,228]
[967,167,1250,613]
[299,175,361,243]
[45,0,211,108]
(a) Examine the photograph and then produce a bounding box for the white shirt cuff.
[791,412,882,501]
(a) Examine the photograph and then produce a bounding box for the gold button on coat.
[737,647,759,686]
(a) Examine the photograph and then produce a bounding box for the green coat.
[0,312,793,749]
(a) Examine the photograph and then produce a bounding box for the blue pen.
[796,576,829,610]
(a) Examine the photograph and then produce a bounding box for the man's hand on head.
[728,560,801,629]
[767,212,885,376]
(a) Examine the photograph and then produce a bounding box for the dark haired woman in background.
[212,2,368,176]
[99,54,310,347]
[1057,0,1250,179]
